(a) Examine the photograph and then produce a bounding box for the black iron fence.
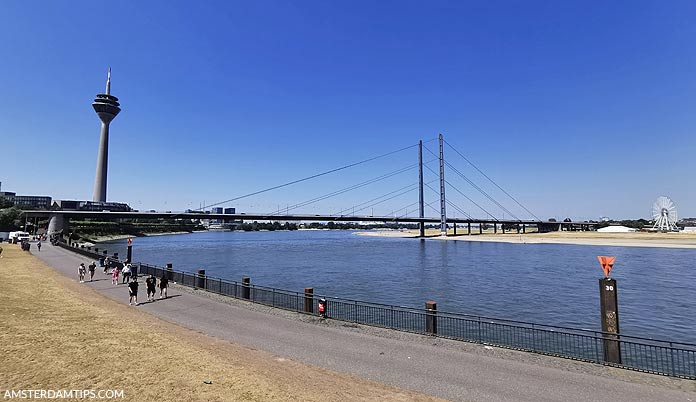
[50,241,696,379]
[134,262,696,379]
[56,241,124,269]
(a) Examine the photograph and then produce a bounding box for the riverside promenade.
[32,243,694,402]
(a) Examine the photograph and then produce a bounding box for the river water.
[99,230,696,343]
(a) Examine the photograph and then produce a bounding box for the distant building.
[211,207,223,214]
[0,183,51,209]
[597,225,637,233]
[224,208,236,214]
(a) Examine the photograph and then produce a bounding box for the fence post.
[196,269,205,289]
[127,245,133,263]
[166,263,173,281]
[242,277,250,300]
[304,288,314,313]
[425,301,437,335]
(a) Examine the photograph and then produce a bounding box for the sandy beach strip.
[357,229,696,249]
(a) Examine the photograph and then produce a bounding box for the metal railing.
[134,262,696,379]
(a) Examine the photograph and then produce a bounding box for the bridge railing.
[134,262,696,379]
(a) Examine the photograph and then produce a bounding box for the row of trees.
[236,221,421,231]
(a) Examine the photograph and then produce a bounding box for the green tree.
[0,207,23,230]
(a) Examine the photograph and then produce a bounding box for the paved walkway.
[31,243,694,402]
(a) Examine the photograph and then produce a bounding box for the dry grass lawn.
[0,245,443,402]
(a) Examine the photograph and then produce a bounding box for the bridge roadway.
[30,243,692,401]
[24,210,597,229]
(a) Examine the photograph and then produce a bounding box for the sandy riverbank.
[79,231,201,246]
[357,229,696,249]
[0,244,441,402]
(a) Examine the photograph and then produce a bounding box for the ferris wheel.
[651,196,678,231]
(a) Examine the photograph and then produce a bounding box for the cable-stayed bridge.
[27,134,597,236]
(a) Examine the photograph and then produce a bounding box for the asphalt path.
[30,243,694,402]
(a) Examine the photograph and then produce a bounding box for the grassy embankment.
[0,245,442,402]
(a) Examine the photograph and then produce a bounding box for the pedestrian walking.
[128,278,139,306]
[78,263,86,283]
[111,265,120,285]
[122,263,132,284]
[159,274,169,299]
[145,274,157,301]
[88,262,96,281]
[37,241,41,251]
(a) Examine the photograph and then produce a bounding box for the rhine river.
[99,230,696,344]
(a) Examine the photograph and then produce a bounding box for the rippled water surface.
[100,230,696,343]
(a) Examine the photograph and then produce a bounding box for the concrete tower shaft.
[92,69,121,202]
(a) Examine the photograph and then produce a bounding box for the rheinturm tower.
[92,68,121,202]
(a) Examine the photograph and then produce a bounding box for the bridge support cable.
[341,185,421,217]
[394,199,440,220]
[425,182,473,220]
[201,143,420,211]
[423,144,514,221]
[438,134,447,236]
[444,139,540,221]
[331,183,418,216]
[423,163,494,220]
[445,161,519,220]
[418,140,425,237]
[267,162,421,215]
[446,200,473,220]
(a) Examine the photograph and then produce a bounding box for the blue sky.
[1,1,695,220]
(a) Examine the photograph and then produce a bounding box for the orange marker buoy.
[597,256,616,278]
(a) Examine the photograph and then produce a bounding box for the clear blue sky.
[1,1,695,220]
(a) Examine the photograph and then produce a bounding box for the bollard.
[599,277,621,363]
[196,269,206,289]
[242,277,251,300]
[166,263,173,281]
[597,256,621,364]
[425,301,437,335]
[304,288,314,313]
[103,250,108,256]
[127,245,132,263]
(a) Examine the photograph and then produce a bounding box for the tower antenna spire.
[105,67,111,95]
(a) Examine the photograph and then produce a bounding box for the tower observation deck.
[92,68,121,202]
